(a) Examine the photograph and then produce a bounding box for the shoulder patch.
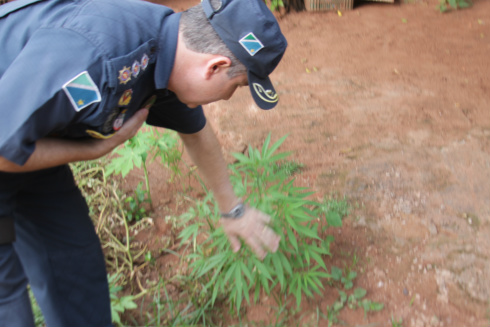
[63,71,101,112]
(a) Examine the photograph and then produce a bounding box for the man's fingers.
[259,212,271,224]
[221,208,280,260]
[228,235,242,253]
[112,108,148,142]
[126,109,148,130]
[247,237,266,260]
[256,226,280,253]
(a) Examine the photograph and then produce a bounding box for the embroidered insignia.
[118,89,133,106]
[253,83,278,104]
[113,110,127,131]
[141,95,157,110]
[141,54,149,70]
[132,61,141,78]
[239,33,264,56]
[62,71,101,112]
[86,129,115,139]
[118,66,131,84]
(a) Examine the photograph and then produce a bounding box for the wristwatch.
[221,203,245,219]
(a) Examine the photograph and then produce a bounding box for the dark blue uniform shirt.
[0,0,206,166]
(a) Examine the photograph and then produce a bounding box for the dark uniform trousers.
[0,165,112,327]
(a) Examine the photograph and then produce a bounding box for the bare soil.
[129,0,490,326]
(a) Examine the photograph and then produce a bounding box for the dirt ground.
[136,0,490,326]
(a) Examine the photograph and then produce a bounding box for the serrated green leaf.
[295,278,302,308]
[279,251,293,275]
[235,265,243,293]
[267,134,288,157]
[262,133,272,157]
[292,223,320,240]
[309,247,327,270]
[268,151,292,163]
[272,253,285,288]
[252,259,273,281]
[231,152,251,163]
[286,228,298,252]
[196,253,226,278]
[223,262,237,285]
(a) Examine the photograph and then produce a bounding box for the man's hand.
[220,206,280,260]
[92,108,149,157]
[0,109,149,173]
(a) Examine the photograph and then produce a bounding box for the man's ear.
[204,56,232,79]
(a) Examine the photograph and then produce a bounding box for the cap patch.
[63,71,101,112]
[239,33,264,56]
[253,83,278,104]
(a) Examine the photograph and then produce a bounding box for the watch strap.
[221,203,245,219]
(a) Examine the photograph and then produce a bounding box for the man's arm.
[0,109,148,173]
[179,122,280,260]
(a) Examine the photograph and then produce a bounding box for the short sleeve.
[0,28,104,165]
[146,91,206,134]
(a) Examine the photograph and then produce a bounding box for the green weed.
[106,125,182,210]
[140,277,221,327]
[124,182,150,222]
[438,0,471,12]
[71,160,147,281]
[319,288,383,326]
[391,315,404,327]
[109,273,138,326]
[330,266,357,290]
[29,288,45,327]
[180,134,348,315]
[264,0,284,11]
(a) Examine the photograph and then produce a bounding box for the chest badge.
[118,89,133,106]
[118,66,132,84]
[132,61,141,78]
[141,54,149,70]
[113,109,128,131]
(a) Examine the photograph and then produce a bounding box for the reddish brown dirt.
[128,0,490,326]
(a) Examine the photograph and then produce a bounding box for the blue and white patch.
[239,33,264,56]
[62,71,101,112]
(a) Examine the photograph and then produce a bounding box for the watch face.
[222,203,245,219]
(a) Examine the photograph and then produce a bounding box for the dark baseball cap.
[201,0,288,110]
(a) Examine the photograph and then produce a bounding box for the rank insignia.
[141,54,149,70]
[132,61,141,78]
[118,89,133,106]
[113,110,127,131]
[118,66,131,84]
[63,71,101,112]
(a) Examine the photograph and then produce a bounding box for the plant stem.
[143,161,153,209]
